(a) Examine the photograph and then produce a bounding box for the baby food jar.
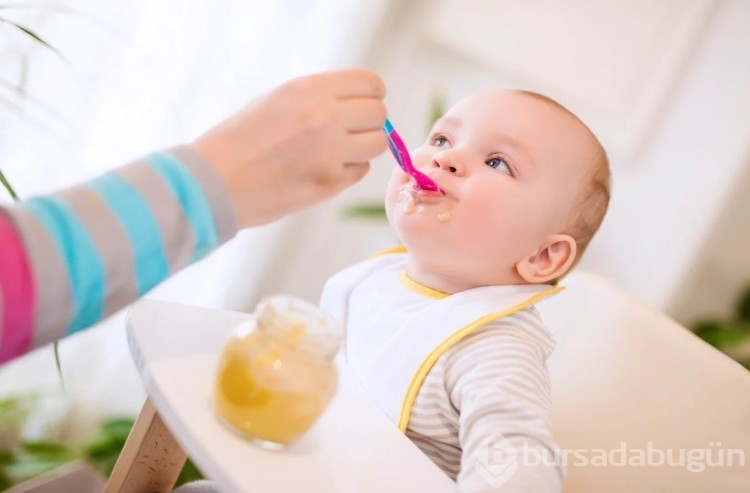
[213,295,343,449]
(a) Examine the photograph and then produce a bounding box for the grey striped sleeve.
[167,145,237,243]
[112,162,196,272]
[7,207,73,347]
[3,147,239,353]
[406,307,564,492]
[55,185,137,319]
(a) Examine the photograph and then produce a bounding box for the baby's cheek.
[392,168,411,185]
[384,185,401,224]
[385,170,407,199]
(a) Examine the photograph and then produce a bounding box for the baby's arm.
[446,321,564,493]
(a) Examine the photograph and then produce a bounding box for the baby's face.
[385,91,598,290]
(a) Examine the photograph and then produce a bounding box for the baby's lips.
[412,183,446,202]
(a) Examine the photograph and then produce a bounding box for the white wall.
[585,0,750,316]
[669,154,750,325]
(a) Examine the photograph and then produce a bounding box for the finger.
[342,130,388,162]
[339,98,387,132]
[314,68,386,99]
[310,160,369,191]
[340,162,371,186]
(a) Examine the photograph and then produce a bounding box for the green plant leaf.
[53,343,64,389]
[20,441,71,457]
[175,458,204,487]
[0,394,32,439]
[82,417,134,478]
[341,203,387,221]
[5,457,72,481]
[736,283,750,322]
[0,17,63,59]
[4,441,77,483]
[84,430,131,459]
[100,417,135,438]
[695,321,750,349]
[0,169,19,201]
[0,468,11,490]
[0,78,25,96]
[427,92,446,129]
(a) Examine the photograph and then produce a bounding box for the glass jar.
[213,295,342,449]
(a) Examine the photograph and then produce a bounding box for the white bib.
[320,250,561,431]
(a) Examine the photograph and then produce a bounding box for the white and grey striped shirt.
[322,257,565,493]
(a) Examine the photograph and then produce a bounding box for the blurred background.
[0,0,748,486]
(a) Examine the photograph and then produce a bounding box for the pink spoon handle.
[383,119,441,192]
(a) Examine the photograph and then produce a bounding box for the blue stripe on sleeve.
[145,153,218,262]
[89,174,169,295]
[24,197,105,334]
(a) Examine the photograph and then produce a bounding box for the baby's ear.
[515,235,576,284]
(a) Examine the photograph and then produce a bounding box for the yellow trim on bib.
[370,245,408,258]
[398,271,449,299]
[396,285,564,432]
[371,246,449,299]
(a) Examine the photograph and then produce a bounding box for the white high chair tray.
[126,299,456,493]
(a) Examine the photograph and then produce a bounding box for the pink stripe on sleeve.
[0,211,36,364]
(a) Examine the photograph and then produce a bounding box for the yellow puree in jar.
[214,321,337,445]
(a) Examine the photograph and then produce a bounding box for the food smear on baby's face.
[436,211,451,223]
[397,184,451,222]
[397,187,417,215]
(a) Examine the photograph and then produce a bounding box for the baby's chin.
[393,225,453,261]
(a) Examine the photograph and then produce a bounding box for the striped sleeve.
[0,145,237,363]
[446,315,564,492]
[405,308,565,492]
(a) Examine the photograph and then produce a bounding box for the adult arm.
[0,68,387,363]
[0,146,236,363]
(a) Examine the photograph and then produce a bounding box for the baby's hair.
[515,90,612,266]
[568,150,611,265]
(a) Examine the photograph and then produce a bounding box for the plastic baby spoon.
[382,119,442,192]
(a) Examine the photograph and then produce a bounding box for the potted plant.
[693,284,750,369]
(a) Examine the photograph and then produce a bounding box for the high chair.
[106,272,750,492]
[104,298,455,493]
[539,271,750,492]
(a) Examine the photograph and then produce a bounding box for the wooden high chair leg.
[104,399,187,493]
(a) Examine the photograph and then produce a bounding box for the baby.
[320,90,611,492]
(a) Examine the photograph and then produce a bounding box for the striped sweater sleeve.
[405,308,564,492]
[448,318,564,492]
[0,145,237,363]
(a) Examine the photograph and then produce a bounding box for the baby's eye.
[429,134,449,147]
[486,157,512,175]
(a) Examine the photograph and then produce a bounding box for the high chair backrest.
[538,271,750,493]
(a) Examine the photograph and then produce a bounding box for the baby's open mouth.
[397,183,451,222]
[411,183,445,202]
[397,183,445,214]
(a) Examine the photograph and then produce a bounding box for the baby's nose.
[432,153,463,175]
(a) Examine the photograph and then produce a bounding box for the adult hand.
[193,68,388,228]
